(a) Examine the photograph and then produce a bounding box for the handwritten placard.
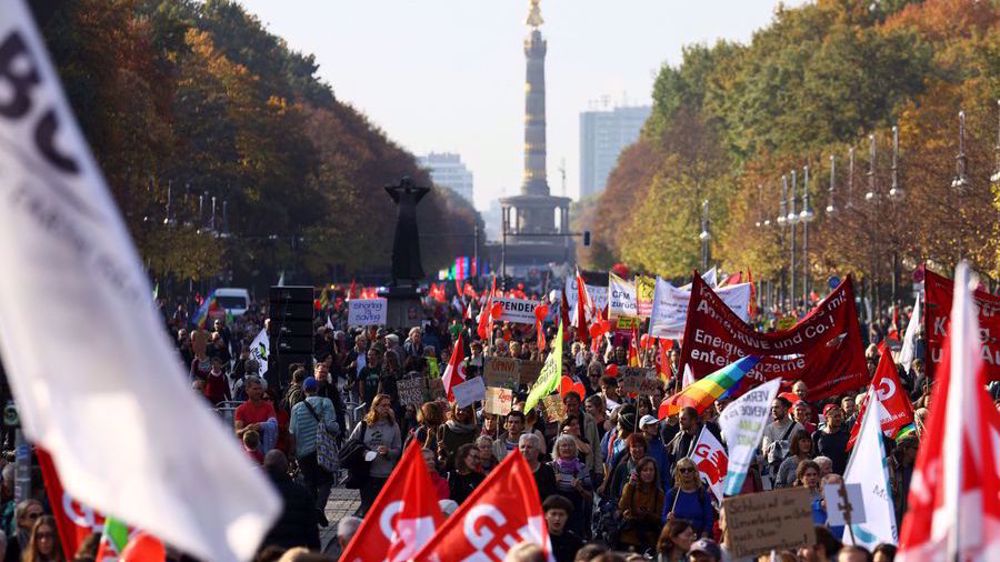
[397,376,426,407]
[348,299,387,327]
[618,367,661,395]
[484,387,513,416]
[519,361,544,386]
[722,487,816,558]
[484,357,520,389]
[542,394,567,422]
[453,376,486,409]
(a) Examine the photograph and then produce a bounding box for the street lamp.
[952,110,971,192]
[700,199,711,270]
[889,125,904,201]
[865,134,878,201]
[826,155,836,215]
[800,166,815,303]
[847,147,855,209]
[777,175,788,227]
[755,184,763,228]
[788,171,798,304]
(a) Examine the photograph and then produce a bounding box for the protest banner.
[722,487,816,558]
[484,357,520,388]
[636,275,655,318]
[679,275,866,401]
[397,376,426,407]
[649,277,751,339]
[618,367,660,395]
[248,328,269,378]
[494,297,538,325]
[519,360,544,386]
[541,394,567,422]
[484,387,513,416]
[566,269,609,311]
[452,377,486,409]
[608,272,638,319]
[721,378,782,495]
[924,268,1000,380]
[348,298,387,327]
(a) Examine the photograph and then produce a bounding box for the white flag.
[0,3,278,561]
[688,426,728,503]
[249,328,270,378]
[842,387,897,549]
[649,277,751,339]
[896,296,921,371]
[720,378,782,496]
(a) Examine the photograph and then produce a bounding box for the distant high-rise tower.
[418,152,474,205]
[497,0,572,274]
[579,105,651,199]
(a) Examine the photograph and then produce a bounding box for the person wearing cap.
[289,376,340,527]
[639,414,671,492]
[688,538,722,562]
[812,405,849,476]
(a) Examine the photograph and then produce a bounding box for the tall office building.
[418,152,474,205]
[579,105,652,199]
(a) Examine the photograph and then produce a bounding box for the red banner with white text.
[679,275,867,401]
[924,268,1000,380]
[38,448,106,560]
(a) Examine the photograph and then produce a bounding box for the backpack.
[765,423,797,473]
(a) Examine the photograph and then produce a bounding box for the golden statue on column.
[527,0,544,28]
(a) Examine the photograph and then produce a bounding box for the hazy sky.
[236,1,805,210]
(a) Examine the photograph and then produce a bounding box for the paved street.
[320,487,361,551]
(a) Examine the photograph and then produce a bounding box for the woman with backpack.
[662,457,714,538]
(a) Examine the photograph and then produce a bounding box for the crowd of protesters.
[0,283,931,562]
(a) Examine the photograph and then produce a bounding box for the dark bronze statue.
[385,177,429,287]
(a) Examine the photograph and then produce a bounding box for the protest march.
[3,1,1000,562]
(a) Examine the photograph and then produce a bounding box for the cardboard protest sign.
[608,272,638,319]
[541,394,567,422]
[347,299,387,327]
[679,275,866,401]
[397,376,426,407]
[518,361,544,386]
[822,483,866,527]
[924,268,1000,380]
[452,377,486,409]
[484,357,519,388]
[617,367,661,395]
[722,487,816,558]
[494,297,538,325]
[484,387,513,416]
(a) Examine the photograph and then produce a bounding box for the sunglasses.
[678,467,696,474]
[26,512,42,520]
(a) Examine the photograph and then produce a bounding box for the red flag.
[923,268,1000,380]
[575,268,595,343]
[747,267,757,318]
[897,263,1000,561]
[442,334,467,401]
[847,343,915,449]
[412,450,553,562]
[38,448,104,559]
[340,442,445,562]
[463,282,478,300]
[348,279,357,300]
[477,279,496,340]
[534,303,549,352]
[628,326,639,367]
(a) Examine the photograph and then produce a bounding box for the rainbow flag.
[658,355,761,419]
[192,290,218,329]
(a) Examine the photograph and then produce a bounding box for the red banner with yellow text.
[679,275,867,401]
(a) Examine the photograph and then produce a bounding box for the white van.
[213,287,251,318]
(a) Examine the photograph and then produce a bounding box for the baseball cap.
[689,538,722,560]
[823,403,840,416]
[639,414,659,427]
[303,377,318,392]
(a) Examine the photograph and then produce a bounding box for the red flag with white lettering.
[847,344,915,449]
[340,442,444,562]
[898,263,1000,561]
[38,448,105,560]
[687,426,727,503]
[412,449,553,562]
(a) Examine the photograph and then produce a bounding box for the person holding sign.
[662,457,714,538]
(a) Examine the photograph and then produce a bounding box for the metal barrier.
[215,400,244,429]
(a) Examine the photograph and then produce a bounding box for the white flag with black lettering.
[0,2,279,561]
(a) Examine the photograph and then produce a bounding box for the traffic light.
[583,230,591,247]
